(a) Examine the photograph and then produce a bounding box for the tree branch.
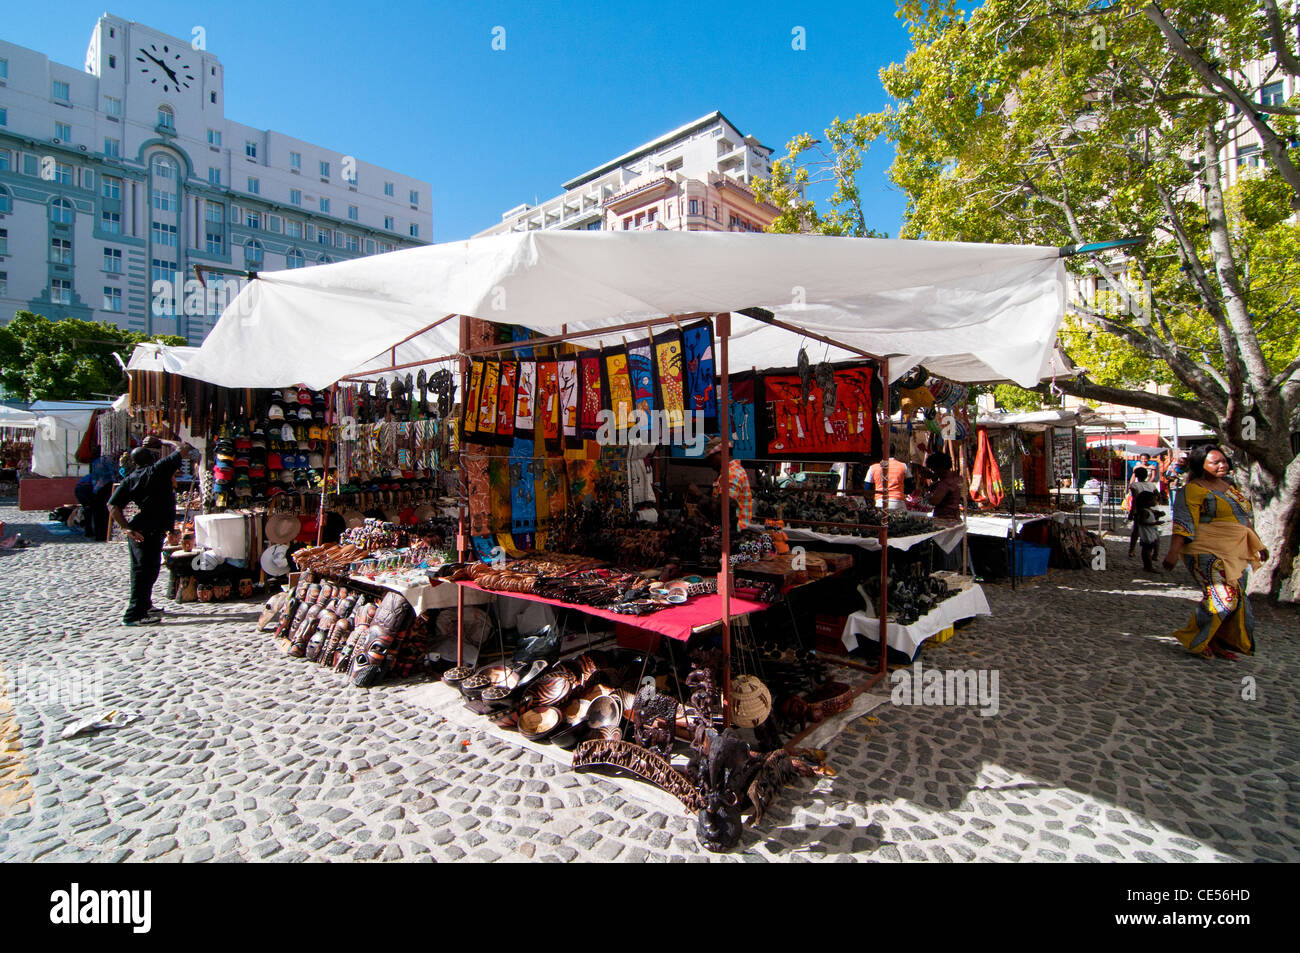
[1040,375,1218,428]
[1261,0,1300,77]
[1144,2,1300,203]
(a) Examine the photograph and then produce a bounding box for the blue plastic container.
[1012,541,1051,577]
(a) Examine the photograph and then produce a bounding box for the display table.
[840,584,991,658]
[964,513,1065,539]
[455,580,769,642]
[353,572,493,615]
[783,523,965,553]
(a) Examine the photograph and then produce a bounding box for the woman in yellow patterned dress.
[1162,445,1269,659]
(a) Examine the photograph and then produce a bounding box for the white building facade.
[0,15,432,342]
[476,111,779,237]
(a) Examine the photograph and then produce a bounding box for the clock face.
[135,42,194,94]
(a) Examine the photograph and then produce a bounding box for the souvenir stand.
[182,230,1069,849]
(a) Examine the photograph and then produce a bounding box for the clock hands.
[141,49,181,87]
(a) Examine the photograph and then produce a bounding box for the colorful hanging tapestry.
[558,358,580,448]
[729,376,757,460]
[467,452,490,535]
[514,360,537,439]
[681,318,718,429]
[510,436,537,534]
[462,358,485,440]
[489,455,512,535]
[654,330,686,437]
[758,362,877,460]
[578,350,603,441]
[603,347,634,432]
[538,359,560,448]
[478,361,501,437]
[495,361,518,440]
[626,339,657,419]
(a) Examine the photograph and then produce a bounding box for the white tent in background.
[181,231,1069,390]
[28,400,112,478]
[0,405,38,429]
[127,342,201,374]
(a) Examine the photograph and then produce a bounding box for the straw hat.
[264,513,302,545]
[260,543,290,577]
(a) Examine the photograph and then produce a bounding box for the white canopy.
[27,400,112,478]
[182,231,1068,390]
[128,342,201,374]
[977,408,1124,431]
[0,405,38,429]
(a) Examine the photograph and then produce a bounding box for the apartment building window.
[54,162,73,185]
[51,199,74,224]
[319,160,330,177]
[104,137,120,158]
[244,240,264,268]
[290,189,302,206]
[0,187,10,214]
[102,176,122,200]
[713,205,719,222]
[55,121,72,141]
[206,201,224,226]
[0,273,6,296]
[345,233,358,252]
[51,238,72,265]
[688,199,699,215]
[157,106,174,131]
[208,129,222,146]
[409,189,419,206]
[0,108,6,127]
[286,220,301,239]
[647,208,656,223]
[151,259,177,293]
[1262,82,1285,107]
[384,182,394,197]
[319,198,330,214]
[152,188,177,213]
[101,211,120,233]
[151,222,178,247]
[286,248,305,269]
[247,177,260,195]
[153,155,174,179]
[0,230,6,255]
[409,223,419,238]
[246,211,261,230]
[634,213,644,227]
[364,238,375,254]
[209,92,215,104]
[104,248,122,273]
[623,218,632,230]
[290,151,302,170]
[53,80,70,102]
[52,279,72,304]
[348,205,358,221]
[0,151,8,172]
[206,233,224,255]
[104,286,122,312]
[267,214,281,233]
[0,58,8,79]
[1237,143,1261,168]
[384,215,394,230]
[317,228,332,246]
[108,55,116,69]
[209,167,221,185]
[104,95,122,116]
[245,140,257,159]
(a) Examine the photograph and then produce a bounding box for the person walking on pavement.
[107,437,198,626]
[73,454,116,541]
[1133,489,1164,572]
[1126,466,1159,558]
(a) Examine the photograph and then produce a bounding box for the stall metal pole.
[316,383,336,546]
[877,356,890,674]
[456,314,469,669]
[717,312,733,730]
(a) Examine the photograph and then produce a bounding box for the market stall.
[183,230,1069,849]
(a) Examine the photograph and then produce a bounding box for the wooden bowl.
[518,706,562,741]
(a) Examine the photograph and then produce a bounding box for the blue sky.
[5,1,915,241]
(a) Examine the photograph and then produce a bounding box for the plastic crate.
[1012,541,1051,577]
[928,625,956,645]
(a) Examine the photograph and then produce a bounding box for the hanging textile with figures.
[681,318,718,430]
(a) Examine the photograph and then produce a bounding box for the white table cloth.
[841,584,991,658]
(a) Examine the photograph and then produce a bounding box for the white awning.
[182,230,1068,390]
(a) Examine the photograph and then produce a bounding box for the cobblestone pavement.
[1,501,1296,862]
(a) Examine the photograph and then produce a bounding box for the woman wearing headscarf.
[1162,445,1268,659]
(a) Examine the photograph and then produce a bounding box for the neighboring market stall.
[180,230,1070,850]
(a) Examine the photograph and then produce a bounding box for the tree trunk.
[1243,456,1300,601]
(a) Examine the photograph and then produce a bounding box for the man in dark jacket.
[108,438,197,626]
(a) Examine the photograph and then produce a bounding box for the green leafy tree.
[757,0,1300,599]
[0,311,184,402]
